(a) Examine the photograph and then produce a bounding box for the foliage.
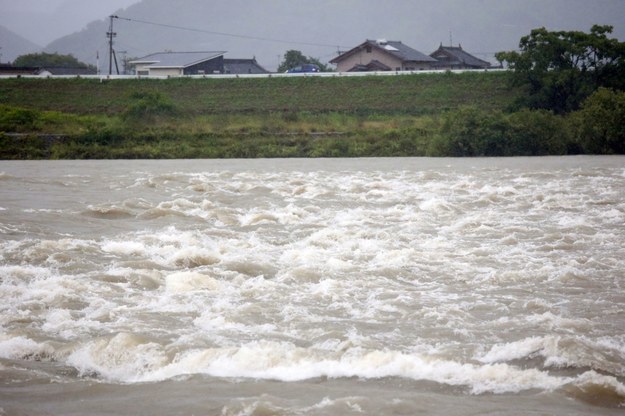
[0,133,50,159]
[1,73,622,159]
[506,109,569,155]
[13,52,93,69]
[429,107,570,157]
[496,25,625,114]
[0,105,40,132]
[277,50,332,72]
[121,90,178,122]
[0,104,107,135]
[573,88,625,154]
[432,107,509,156]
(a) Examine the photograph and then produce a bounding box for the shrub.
[573,88,625,154]
[0,133,48,159]
[507,109,569,155]
[122,91,178,122]
[0,106,40,132]
[433,107,510,156]
[430,107,572,157]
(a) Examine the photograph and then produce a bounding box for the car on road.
[286,64,320,73]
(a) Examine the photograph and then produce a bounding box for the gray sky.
[2,0,624,71]
[0,0,138,46]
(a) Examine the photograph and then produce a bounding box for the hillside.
[0,26,41,63]
[0,71,513,116]
[0,71,530,159]
[1,72,619,159]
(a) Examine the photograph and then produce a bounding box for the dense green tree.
[430,106,572,157]
[507,109,569,155]
[13,52,92,69]
[433,107,510,156]
[277,50,331,72]
[574,88,625,154]
[496,25,625,114]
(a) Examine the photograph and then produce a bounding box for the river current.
[0,157,624,415]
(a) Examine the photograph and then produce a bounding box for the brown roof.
[331,40,437,65]
[430,44,491,68]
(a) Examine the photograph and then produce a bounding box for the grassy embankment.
[0,72,562,158]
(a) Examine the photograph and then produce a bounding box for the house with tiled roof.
[130,52,271,76]
[330,39,437,72]
[223,58,269,74]
[130,51,226,76]
[0,63,96,77]
[429,44,492,70]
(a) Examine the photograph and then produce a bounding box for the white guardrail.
[0,68,506,80]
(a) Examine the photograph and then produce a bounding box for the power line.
[114,15,350,50]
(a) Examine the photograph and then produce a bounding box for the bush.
[76,126,126,146]
[429,107,572,157]
[432,107,510,156]
[507,109,569,155]
[573,88,625,154]
[122,91,178,122]
[0,105,40,132]
[0,133,49,159]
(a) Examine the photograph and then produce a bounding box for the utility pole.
[107,15,119,75]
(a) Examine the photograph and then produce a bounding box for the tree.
[13,52,93,69]
[277,49,332,72]
[496,25,625,114]
[574,88,625,154]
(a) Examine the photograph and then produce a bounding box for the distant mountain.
[0,26,42,64]
[42,0,625,72]
[0,0,139,47]
[45,19,111,72]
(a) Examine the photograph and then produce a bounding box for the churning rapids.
[0,157,624,415]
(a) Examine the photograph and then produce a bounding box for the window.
[365,46,372,53]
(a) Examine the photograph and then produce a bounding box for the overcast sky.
[0,0,139,45]
[2,0,624,70]
[4,0,625,47]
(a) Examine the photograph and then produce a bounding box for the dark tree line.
[13,52,94,69]
[421,24,625,157]
[496,25,625,114]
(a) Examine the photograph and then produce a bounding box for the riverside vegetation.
[0,70,623,159]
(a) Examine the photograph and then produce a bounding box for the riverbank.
[0,72,619,158]
[0,71,513,115]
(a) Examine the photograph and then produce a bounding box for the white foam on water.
[57,338,625,397]
[101,241,147,256]
[165,271,222,293]
[67,333,169,382]
[41,309,75,336]
[477,335,625,377]
[0,264,53,282]
[1,158,624,410]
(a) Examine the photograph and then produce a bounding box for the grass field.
[1,71,556,159]
[0,71,515,116]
